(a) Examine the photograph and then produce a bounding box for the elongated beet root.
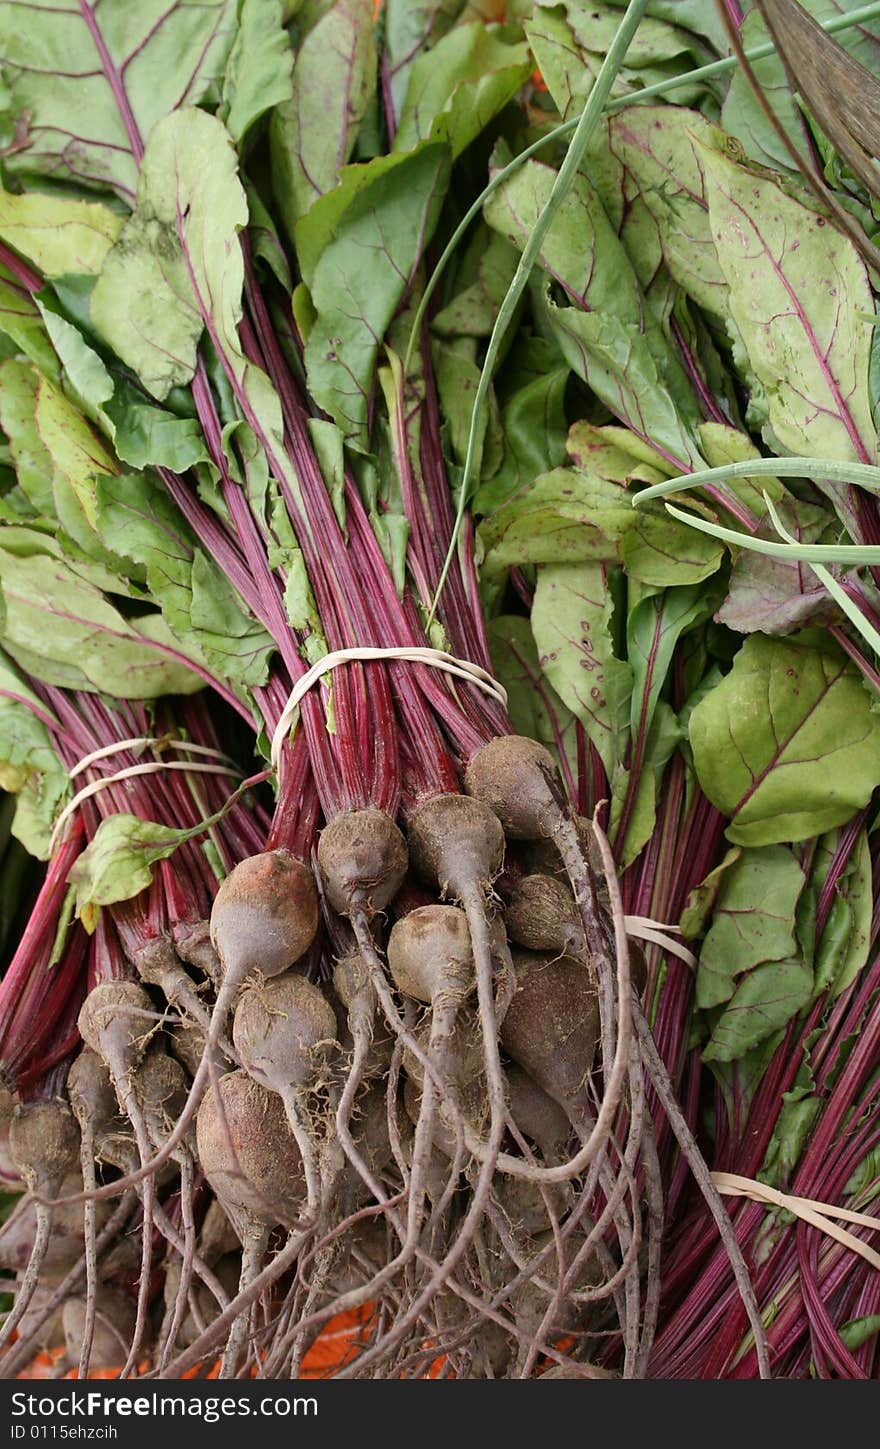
[9,1100,79,1197]
[68,1050,118,1139]
[0,1101,81,1351]
[233,973,338,1091]
[505,874,585,957]
[317,808,408,915]
[387,905,474,1005]
[465,736,562,841]
[136,1050,190,1145]
[407,794,504,898]
[500,950,599,1114]
[195,1070,305,1229]
[504,1063,572,1163]
[210,851,319,982]
[62,1287,138,1369]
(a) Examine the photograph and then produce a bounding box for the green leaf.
[33,375,117,531]
[531,560,632,778]
[700,143,878,463]
[620,506,723,585]
[696,845,804,1010]
[609,698,682,864]
[477,465,633,570]
[220,0,293,144]
[298,143,450,448]
[270,0,375,233]
[382,0,463,114]
[690,634,880,846]
[0,548,203,697]
[606,106,726,316]
[393,22,530,158]
[432,228,519,340]
[68,814,191,916]
[486,613,579,787]
[0,277,60,381]
[527,0,708,121]
[433,339,502,475]
[715,497,837,636]
[696,422,786,517]
[484,157,703,468]
[760,1092,820,1187]
[626,578,720,743]
[0,0,237,202]
[474,364,569,515]
[721,9,814,173]
[35,298,114,427]
[90,109,239,399]
[813,827,872,999]
[95,470,273,693]
[599,0,731,52]
[703,957,813,1062]
[679,845,741,939]
[0,651,68,859]
[839,1316,880,1353]
[105,394,210,474]
[0,184,121,278]
[0,360,54,515]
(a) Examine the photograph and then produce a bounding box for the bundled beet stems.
[0,0,878,1380]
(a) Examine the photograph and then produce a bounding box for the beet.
[317,808,408,916]
[233,973,338,1093]
[407,794,504,898]
[464,735,562,841]
[62,1286,139,1370]
[77,982,154,1100]
[0,1100,80,1351]
[504,1063,572,1163]
[505,874,585,958]
[195,1070,304,1231]
[9,1099,79,1198]
[210,850,318,983]
[387,905,474,1005]
[500,950,599,1115]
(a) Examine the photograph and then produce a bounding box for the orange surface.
[18,1305,377,1381]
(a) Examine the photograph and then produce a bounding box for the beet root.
[317,808,408,916]
[504,1063,572,1163]
[387,905,474,1006]
[77,982,155,1099]
[233,973,338,1092]
[407,794,504,899]
[62,1287,139,1369]
[500,950,599,1115]
[195,1070,305,1231]
[210,850,319,984]
[504,874,585,958]
[465,736,563,841]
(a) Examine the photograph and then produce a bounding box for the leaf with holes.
[531,560,632,779]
